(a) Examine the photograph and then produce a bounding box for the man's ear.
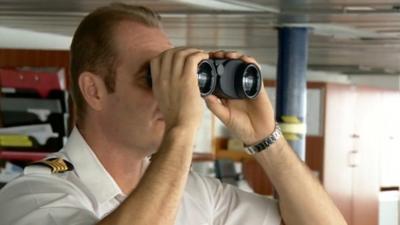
[78,72,108,111]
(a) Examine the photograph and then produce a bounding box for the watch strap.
[245,123,282,155]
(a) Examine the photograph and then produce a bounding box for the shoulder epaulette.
[29,158,74,174]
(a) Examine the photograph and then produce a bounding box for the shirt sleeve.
[195,173,281,225]
[0,174,98,225]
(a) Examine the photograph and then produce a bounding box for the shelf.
[0,150,49,161]
[192,152,215,162]
[215,149,252,162]
[192,150,253,162]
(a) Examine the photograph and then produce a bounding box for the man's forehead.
[115,21,172,58]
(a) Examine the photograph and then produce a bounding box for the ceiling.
[0,0,400,75]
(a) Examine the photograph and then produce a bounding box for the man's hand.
[205,50,276,145]
[205,51,348,225]
[150,47,209,131]
[100,48,210,225]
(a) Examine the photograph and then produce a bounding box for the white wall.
[0,26,71,50]
[350,75,400,90]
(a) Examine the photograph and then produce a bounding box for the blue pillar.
[276,27,309,160]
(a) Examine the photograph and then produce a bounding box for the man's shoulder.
[23,157,74,176]
[0,158,87,203]
[0,159,97,225]
[185,171,225,202]
[0,161,94,218]
[176,171,223,219]
[1,169,77,199]
[187,171,222,190]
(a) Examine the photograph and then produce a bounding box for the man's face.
[99,21,172,157]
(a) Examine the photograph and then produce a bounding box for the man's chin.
[148,135,163,153]
[147,148,158,156]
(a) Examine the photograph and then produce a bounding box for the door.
[352,86,381,225]
[323,84,356,224]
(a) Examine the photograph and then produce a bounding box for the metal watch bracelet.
[245,123,282,155]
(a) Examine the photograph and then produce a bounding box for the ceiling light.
[344,6,375,11]
[177,0,278,13]
[384,68,396,74]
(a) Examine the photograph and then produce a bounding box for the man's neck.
[78,125,146,194]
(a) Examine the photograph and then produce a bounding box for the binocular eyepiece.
[147,59,262,99]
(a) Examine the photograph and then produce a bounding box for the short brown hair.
[70,3,161,122]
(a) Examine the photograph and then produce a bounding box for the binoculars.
[147,59,262,99]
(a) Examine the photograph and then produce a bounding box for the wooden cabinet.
[324,84,399,225]
[323,84,356,223]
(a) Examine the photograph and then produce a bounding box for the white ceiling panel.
[0,0,399,74]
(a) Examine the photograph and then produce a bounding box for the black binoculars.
[147,59,262,99]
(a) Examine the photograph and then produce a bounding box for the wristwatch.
[245,123,282,155]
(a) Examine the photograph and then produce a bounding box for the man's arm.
[99,48,209,225]
[98,126,196,225]
[205,50,347,225]
[254,138,347,225]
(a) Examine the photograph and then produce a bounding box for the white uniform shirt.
[0,128,281,225]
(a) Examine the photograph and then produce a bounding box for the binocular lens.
[242,66,260,98]
[243,75,255,91]
[197,60,217,96]
[198,72,209,88]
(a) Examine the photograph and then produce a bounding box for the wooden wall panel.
[305,136,324,182]
[242,159,274,195]
[0,49,70,86]
[0,49,69,67]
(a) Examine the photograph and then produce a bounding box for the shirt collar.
[62,127,123,204]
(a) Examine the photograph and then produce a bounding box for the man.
[0,3,347,225]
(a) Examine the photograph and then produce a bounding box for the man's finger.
[225,51,243,59]
[159,48,176,83]
[171,48,203,82]
[210,50,226,58]
[204,95,230,123]
[150,56,161,84]
[181,51,209,80]
[240,55,261,69]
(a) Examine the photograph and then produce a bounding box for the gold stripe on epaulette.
[31,158,74,173]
